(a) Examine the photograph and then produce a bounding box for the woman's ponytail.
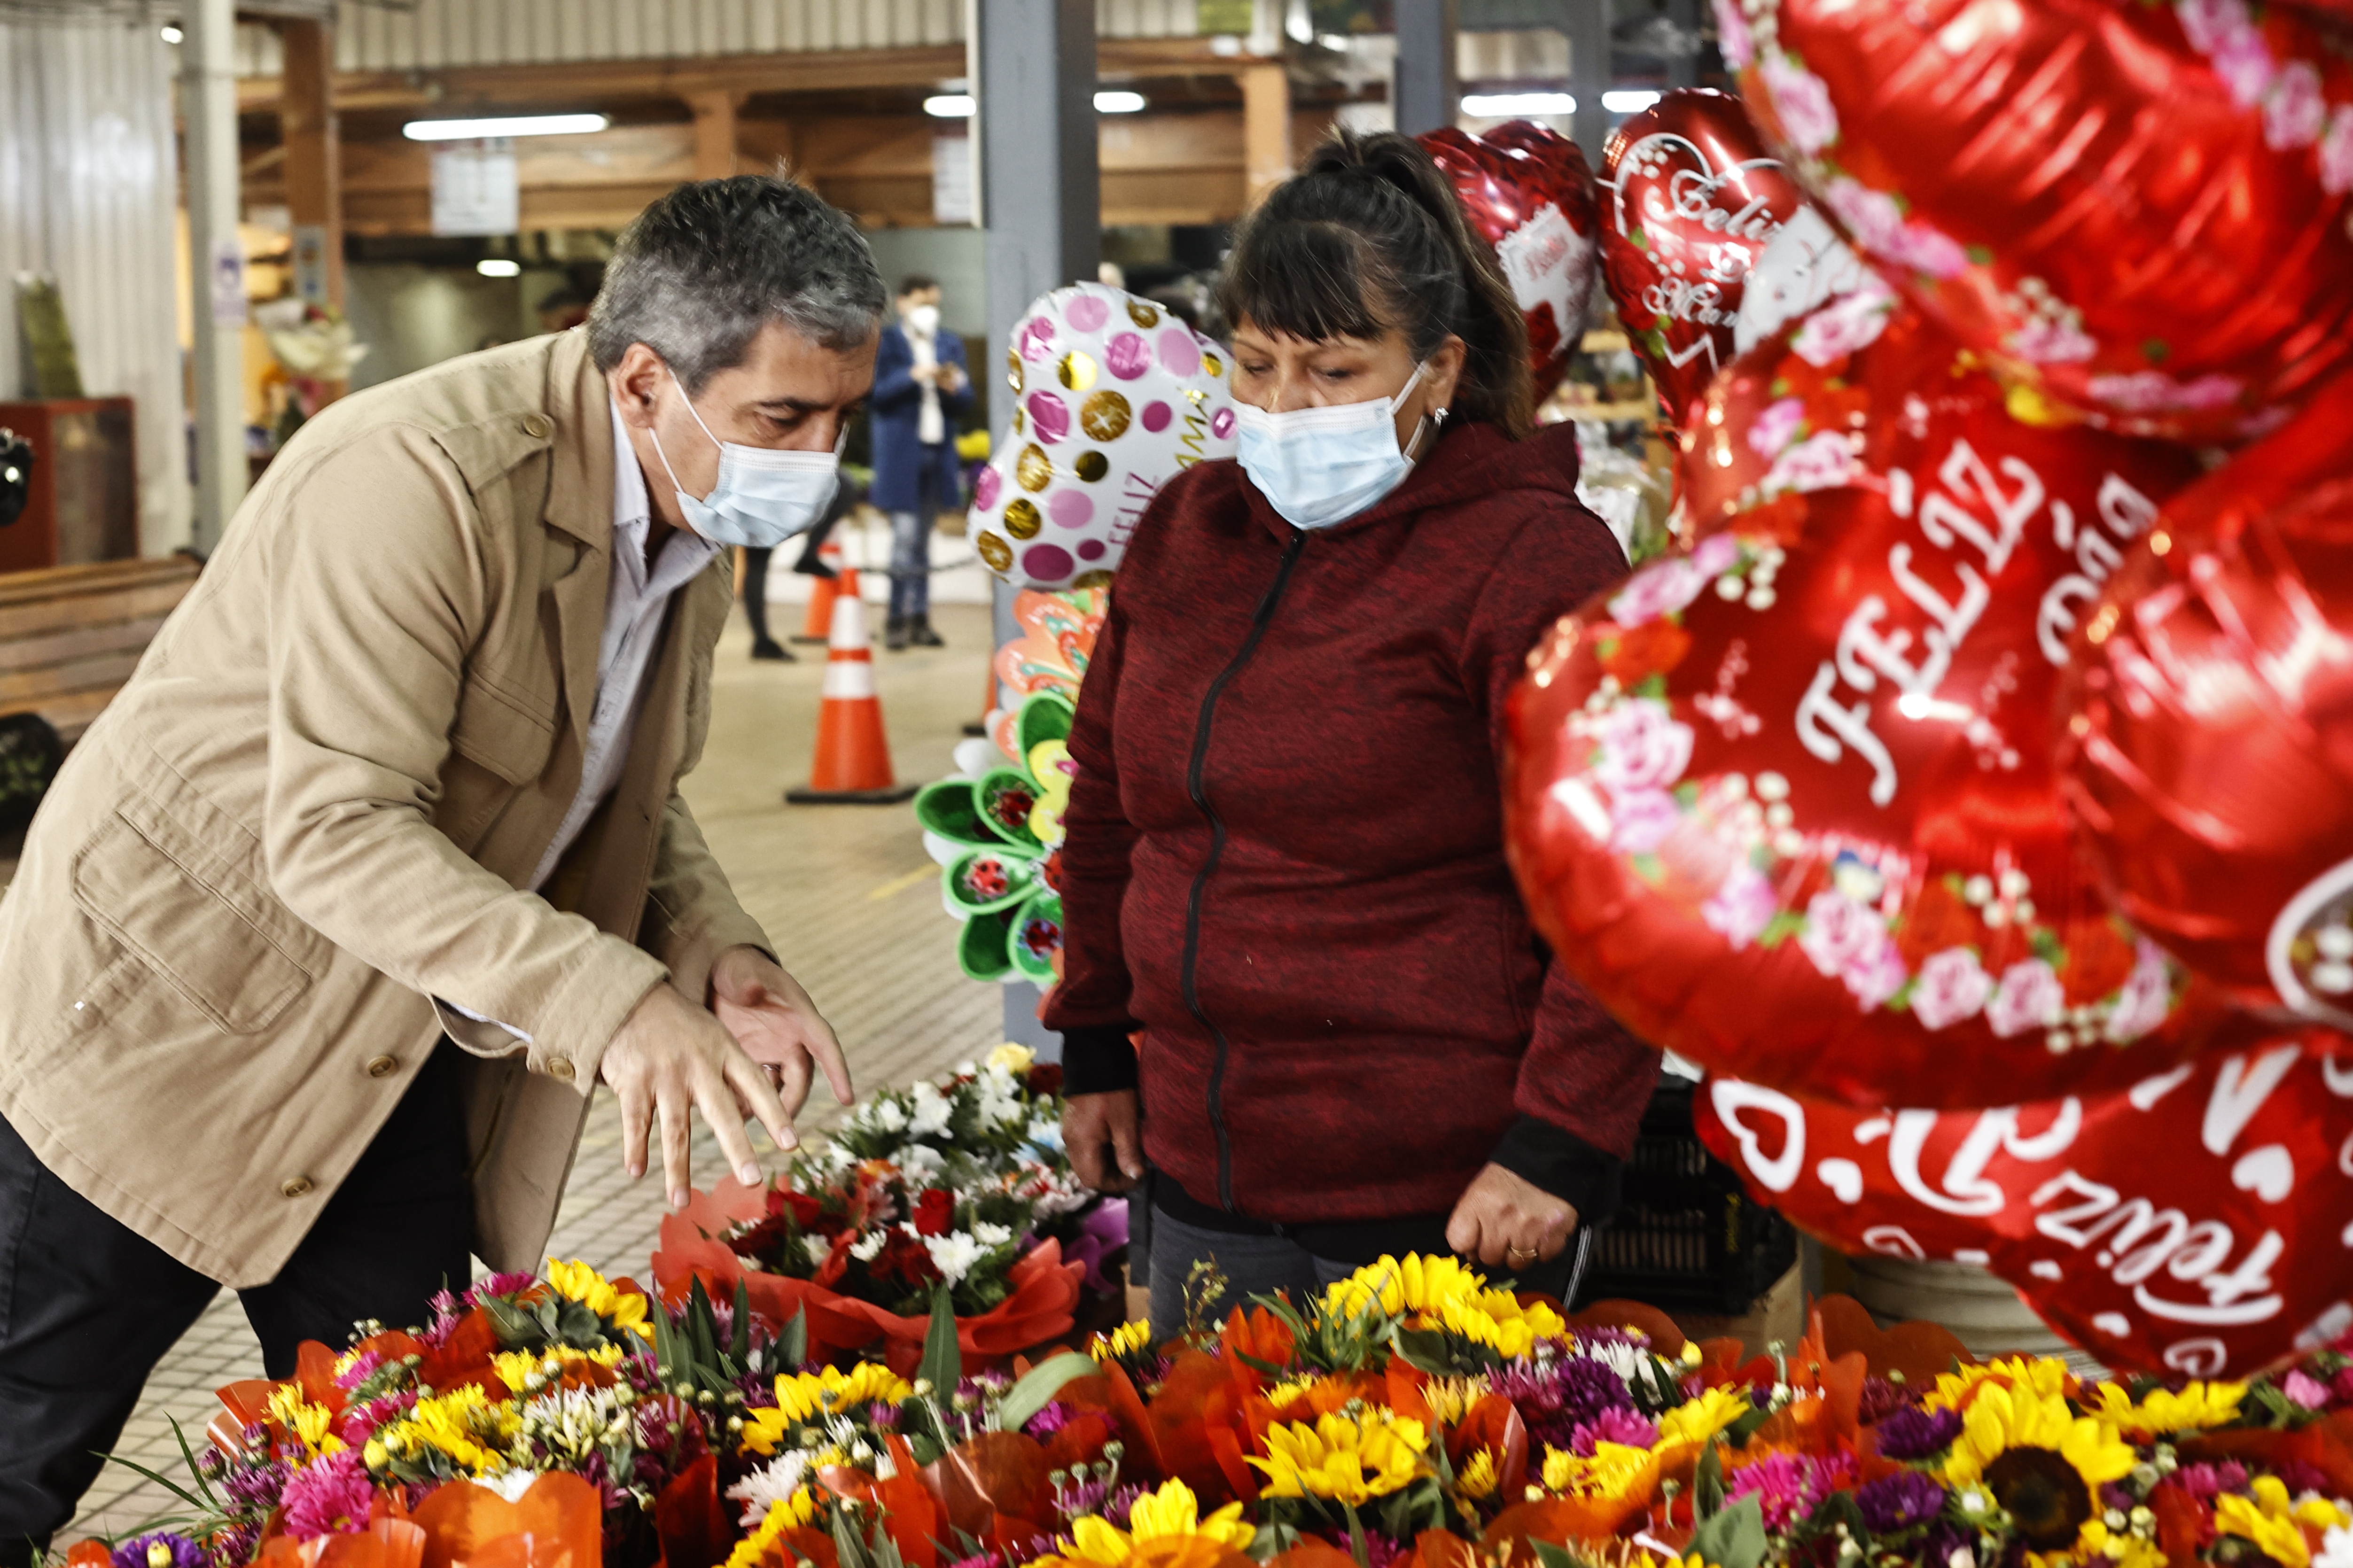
[1218,129,1536,438]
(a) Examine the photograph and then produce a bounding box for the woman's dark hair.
[1215,129,1534,439]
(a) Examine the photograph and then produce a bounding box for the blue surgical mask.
[1232,364,1444,530]
[648,370,841,548]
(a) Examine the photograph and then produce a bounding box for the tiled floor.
[56,601,1007,1538]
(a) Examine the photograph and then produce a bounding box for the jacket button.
[280,1176,315,1199]
[521,413,553,439]
[365,1054,398,1078]
[546,1055,575,1082]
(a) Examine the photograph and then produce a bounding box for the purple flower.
[1025,1399,1076,1439]
[1856,1471,1947,1534]
[281,1450,376,1540]
[1727,1452,1850,1533]
[1874,1403,1962,1460]
[332,1350,384,1391]
[1856,1377,1913,1426]
[1570,1406,1660,1455]
[113,1536,206,1568]
[2173,1460,2248,1503]
[1492,1357,1635,1452]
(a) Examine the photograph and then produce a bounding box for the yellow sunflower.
[1541,1442,1658,1503]
[1049,1479,1257,1566]
[721,1480,822,1568]
[1923,1354,2073,1415]
[1092,1321,1154,1362]
[545,1257,654,1341]
[1251,1409,1430,1506]
[2081,1379,2245,1436]
[1941,1383,2134,1554]
[1321,1255,1567,1359]
[740,1362,914,1455]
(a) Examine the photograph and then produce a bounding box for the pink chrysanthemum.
[281,1450,374,1540]
[1569,1406,1660,1456]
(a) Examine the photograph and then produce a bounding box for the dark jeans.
[743,545,777,646]
[1146,1200,1590,1345]
[0,1046,473,1555]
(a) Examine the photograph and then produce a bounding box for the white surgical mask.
[1231,363,1443,530]
[904,303,941,335]
[647,369,840,549]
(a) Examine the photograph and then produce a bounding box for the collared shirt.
[524,402,723,891]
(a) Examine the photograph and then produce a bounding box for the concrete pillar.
[1240,61,1292,206]
[1392,0,1460,139]
[974,0,1101,1059]
[182,0,246,553]
[688,90,743,180]
[1566,0,1612,165]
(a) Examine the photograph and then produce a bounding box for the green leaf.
[1724,1401,1776,1447]
[689,1277,720,1373]
[1531,1543,1592,1568]
[832,1503,878,1568]
[997,1350,1099,1433]
[1249,1523,1304,1563]
[1390,1326,1457,1376]
[482,1294,542,1348]
[1694,1438,1727,1518]
[1688,1492,1769,1568]
[780,1304,810,1368]
[918,1282,963,1394]
[732,1279,754,1365]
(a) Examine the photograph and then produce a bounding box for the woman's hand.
[1065,1089,1145,1193]
[1446,1162,1577,1269]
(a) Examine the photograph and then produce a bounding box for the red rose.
[912,1188,955,1237]
[781,1189,825,1229]
[1026,1063,1064,1097]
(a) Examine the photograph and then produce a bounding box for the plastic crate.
[1573,1071,1798,1316]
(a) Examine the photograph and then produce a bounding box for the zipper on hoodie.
[1181,526,1308,1212]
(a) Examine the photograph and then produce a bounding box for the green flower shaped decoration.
[914,691,1076,984]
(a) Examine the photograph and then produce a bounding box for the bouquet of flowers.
[651,1046,1125,1369]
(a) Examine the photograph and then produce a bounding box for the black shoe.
[908,616,945,648]
[750,637,795,662]
[884,615,910,652]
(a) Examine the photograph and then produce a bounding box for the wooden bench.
[0,557,201,743]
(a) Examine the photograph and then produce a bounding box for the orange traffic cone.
[786,577,916,804]
[793,535,847,644]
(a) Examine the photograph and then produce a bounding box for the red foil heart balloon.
[1696,1033,2353,1379]
[1419,122,1601,405]
[2061,372,2353,1024]
[1599,89,1808,418]
[1722,0,2353,442]
[1502,295,2213,1109]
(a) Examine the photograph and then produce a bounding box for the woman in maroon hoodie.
[1047,131,1658,1334]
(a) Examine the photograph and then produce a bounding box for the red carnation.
[912,1188,955,1237]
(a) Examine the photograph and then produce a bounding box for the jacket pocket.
[69,808,320,1035]
[450,672,558,786]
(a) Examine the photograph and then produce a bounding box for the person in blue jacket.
[869,275,973,650]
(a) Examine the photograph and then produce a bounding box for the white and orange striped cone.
[792,534,849,644]
[786,578,916,804]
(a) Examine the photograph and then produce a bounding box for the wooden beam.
[1240,62,1290,207]
[279,17,345,404]
[686,89,743,180]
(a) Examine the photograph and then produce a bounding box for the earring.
[1433,407,1450,426]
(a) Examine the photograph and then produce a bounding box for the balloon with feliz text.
[1503,294,2213,1109]
[1418,122,1601,405]
[1697,1034,2353,1379]
[1599,89,1807,418]
[2061,371,2353,1024]
[968,284,1237,590]
[1723,0,2353,442]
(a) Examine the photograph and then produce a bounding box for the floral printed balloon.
[1503,294,2216,1109]
[968,284,1237,590]
[1724,0,2353,441]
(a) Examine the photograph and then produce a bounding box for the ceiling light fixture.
[403,113,609,141]
[1604,89,1663,113]
[1094,90,1146,113]
[923,93,976,117]
[1459,91,1576,116]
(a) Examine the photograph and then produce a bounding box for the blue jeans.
[888,507,932,620]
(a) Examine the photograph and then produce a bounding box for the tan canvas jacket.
[0,330,770,1287]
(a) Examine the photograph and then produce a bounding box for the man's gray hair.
[587,174,887,393]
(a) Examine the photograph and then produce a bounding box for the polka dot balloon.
[968,283,1239,590]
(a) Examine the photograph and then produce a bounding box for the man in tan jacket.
[0,175,878,1537]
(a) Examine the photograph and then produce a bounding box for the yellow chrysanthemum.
[1250,1410,1430,1505]
[1092,1321,1154,1362]
[266,1383,346,1459]
[395,1383,519,1475]
[1263,1376,1322,1411]
[545,1257,654,1341]
[1541,1443,1657,1501]
[1924,1355,2073,1415]
[1654,1386,1753,1451]
[721,1483,822,1568]
[988,1043,1036,1075]
[1052,1479,1256,1565]
[491,1342,626,1393]
[2057,1520,2166,1568]
[740,1363,914,1455]
[2082,1379,2246,1436]
[1419,1377,1485,1427]
[2216,1489,2313,1568]
[1940,1383,2134,1556]
[1455,1449,1500,1501]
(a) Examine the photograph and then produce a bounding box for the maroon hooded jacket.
[1043,418,1660,1242]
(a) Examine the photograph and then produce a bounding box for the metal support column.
[1392,0,1460,139]
[974,0,1101,1059]
[184,0,246,553]
[1566,0,1612,165]
[1666,0,1700,88]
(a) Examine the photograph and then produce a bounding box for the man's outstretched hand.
[599,947,852,1207]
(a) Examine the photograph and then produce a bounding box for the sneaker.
[908,617,945,648]
[750,637,795,662]
[884,615,911,652]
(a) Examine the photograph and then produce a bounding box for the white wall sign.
[430,144,520,237]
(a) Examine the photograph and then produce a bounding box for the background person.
[0,175,877,1543]
[869,273,971,651]
[1049,132,1659,1336]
